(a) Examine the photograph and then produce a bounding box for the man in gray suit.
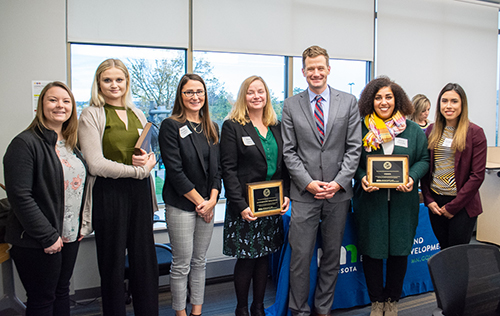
[282,45,362,316]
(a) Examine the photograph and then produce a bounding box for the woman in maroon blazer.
[421,83,487,249]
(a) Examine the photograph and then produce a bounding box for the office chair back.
[427,243,500,316]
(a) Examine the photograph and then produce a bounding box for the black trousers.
[429,192,477,250]
[362,255,408,303]
[10,241,80,316]
[93,177,158,316]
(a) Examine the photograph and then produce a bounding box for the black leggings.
[429,192,477,250]
[233,256,269,308]
[362,255,408,302]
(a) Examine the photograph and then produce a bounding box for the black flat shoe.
[235,306,250,316]
[250,303,265,316]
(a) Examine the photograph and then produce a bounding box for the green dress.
[352,120,430,259]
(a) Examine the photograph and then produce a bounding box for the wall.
[0,0,67,198]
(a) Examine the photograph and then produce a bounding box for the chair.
[0,244,26,316]
[427,243,500,316]
[124,220,173,305]
[0,185,26,315]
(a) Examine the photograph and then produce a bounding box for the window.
[193,51,286,126]
[70,43,186,203]
[497,10,500,145]
[71,45,371,205]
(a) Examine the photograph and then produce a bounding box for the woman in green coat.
[353,77,429,316]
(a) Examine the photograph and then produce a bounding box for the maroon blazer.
[421,122,487,217]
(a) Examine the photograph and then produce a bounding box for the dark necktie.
[314,95,325,144]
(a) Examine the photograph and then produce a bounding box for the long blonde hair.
[427,83,469,152]
[90,58,135,109]
[27,81,78,150]
[170,74,218,144]
[227,76,277,127]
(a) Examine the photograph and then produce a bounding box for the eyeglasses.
[182,90,205,97]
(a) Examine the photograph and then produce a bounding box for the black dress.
[221,119,289,259]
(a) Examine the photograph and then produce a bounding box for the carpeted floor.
[62,279,437,316]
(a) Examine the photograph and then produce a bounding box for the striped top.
[431,126,457,196]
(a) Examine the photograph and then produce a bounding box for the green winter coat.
[353,120,429,259]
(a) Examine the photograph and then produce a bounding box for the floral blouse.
[56,140,86,243]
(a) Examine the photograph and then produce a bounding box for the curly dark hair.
[358,76,414,118]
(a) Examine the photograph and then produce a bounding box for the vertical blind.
[193,0,374,60]
[377,0,498,143]
[67,0,189,48]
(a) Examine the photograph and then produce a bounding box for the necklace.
[189,121,203,134]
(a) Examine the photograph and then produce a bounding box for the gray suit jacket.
[281,87,362,203]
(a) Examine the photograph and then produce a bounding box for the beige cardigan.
[78,105,158,236]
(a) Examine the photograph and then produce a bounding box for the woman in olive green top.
[78,59,158,316]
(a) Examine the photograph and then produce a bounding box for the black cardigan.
[220,119,290,215]
[3,126,87,248]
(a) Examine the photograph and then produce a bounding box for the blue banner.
[267,203,440,315]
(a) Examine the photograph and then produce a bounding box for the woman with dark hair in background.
[409,94,431,131]
[159,73,221,316]
[78,59,158,316]
[221,76,290,316]
[421,83,487,249]
[4,81,87,315]
[353,77,429,316]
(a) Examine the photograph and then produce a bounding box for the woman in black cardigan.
[159,74,221,316]
[221,76,290,316]
[4,81,87,316]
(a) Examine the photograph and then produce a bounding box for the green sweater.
[353,120,429,259]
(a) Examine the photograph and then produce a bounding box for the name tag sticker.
[242,136,255,146]
[443,138,453,147]
[180,125,192,138]
[395,138,408,148]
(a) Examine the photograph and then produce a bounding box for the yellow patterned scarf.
[363,111,407,152]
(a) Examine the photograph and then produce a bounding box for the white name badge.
[179,125,192,138]
[443,138,453,147]
[242,136,255,146]
[395,138,408,148]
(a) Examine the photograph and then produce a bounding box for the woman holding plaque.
[78,59,158,316]
[421,83,487,249]
[353,77,429,316]
[159,74,221,316]
[4,81,87,315]
[221,76,290,316]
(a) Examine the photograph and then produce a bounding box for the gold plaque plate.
[366,155,409,188]
[247,180,283,217]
